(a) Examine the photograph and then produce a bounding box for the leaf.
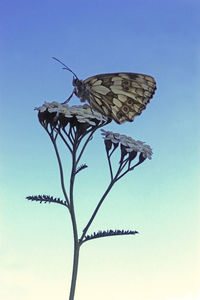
[26,195,67,206]
[75,164,88,175]
[82,229,139,243]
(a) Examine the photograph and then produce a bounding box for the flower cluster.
[101,129,152,159]
[35,101,108,126]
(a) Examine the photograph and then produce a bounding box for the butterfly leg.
[62,91,74,104]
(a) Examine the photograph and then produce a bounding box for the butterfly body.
[72,72,156,124]
[73,78,90,101]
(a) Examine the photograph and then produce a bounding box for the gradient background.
[0,0,199,299]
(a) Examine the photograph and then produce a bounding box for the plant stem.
[50,134,70,206]
[68,191,79,300]
[68,136,80,300]
[79,178,117,243]
[69,239,80,300]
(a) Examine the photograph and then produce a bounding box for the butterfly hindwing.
[75,72,156,124]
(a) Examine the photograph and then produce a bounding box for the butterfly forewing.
[76,72,156,124]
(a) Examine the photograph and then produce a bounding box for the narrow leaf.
[82,229,139,243]
[26,195,68,206]
[75,164,88,175]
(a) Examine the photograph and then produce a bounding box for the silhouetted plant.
[27,101,153,300]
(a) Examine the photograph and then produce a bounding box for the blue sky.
[0,0,199,299]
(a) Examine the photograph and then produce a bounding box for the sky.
[0,0,200,299]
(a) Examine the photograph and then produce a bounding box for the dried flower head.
[35,101,109,127]
[101,129,153,160]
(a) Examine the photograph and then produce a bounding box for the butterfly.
[53,57,156,124]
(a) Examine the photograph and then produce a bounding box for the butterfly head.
[72,77,89,102]
[52,57,88,102]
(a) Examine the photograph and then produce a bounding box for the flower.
[35,102,108,126]
[140,144,153,159]
[101,130,120,144]
[101,129,153,160]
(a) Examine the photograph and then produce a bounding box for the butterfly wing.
[82,73,156,124]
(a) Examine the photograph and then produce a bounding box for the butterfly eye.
[72,77,78,86]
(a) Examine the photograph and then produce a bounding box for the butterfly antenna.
[52,57,78,79]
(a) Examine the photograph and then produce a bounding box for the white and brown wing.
[83,72,156,124]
